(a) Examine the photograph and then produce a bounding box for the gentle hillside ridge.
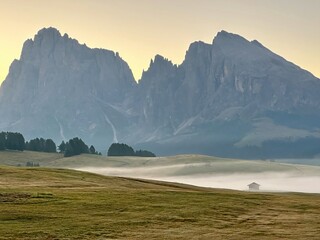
[2,151,320,193]
[1,150,320,175]
[0,165,207,192]
[1,165,320,239]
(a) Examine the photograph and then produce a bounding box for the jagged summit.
[21,27,126,63]
[149,54,173,67]
[214,30,271,51]
[214,30,245,40]
[185,41,211,57]
[155,54,176,67]
[213,30,265,55]
[154,54,171,63]
[33,27,66,50]
[20,27,84,61]
[35,27,62,39]
[32,27,76,44]
[139,54,176,85]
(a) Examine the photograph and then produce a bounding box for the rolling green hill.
[0,165,320,239]
[0,150,63,166]
[1,151,319,177]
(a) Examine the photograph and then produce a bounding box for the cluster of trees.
[135,150,157,157]
[0,132,99,158]
[0,132,55,153]
[107,143,156,157]
[0,132,25,151]
[1,132,156,159]
[58,138,100,157]
[25,138,57,153]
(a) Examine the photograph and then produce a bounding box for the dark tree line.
[25,138,57,153]
[0,132,5,150]
[0,132,25,151]
[135,149,156,157]
[58,138,100,157]
[107,143,156,157]
[1,132,147,158]
[0,132,99,158]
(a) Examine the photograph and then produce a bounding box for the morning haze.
[0,0,319,83]
[1,1,320,239]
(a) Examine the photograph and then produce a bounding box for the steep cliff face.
[137,56,179,130]
[0,27,137,149]
[1,28,320,157]
[204,31,320,116]
[135,31,320,157]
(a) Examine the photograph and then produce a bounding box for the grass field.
[0,165,320,239]
[2,151,319,175]
[0,150,63,167]
[1,150,320,193]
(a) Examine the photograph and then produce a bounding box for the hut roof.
[248,182,260,187]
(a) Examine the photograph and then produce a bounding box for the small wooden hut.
[248,182,260,191]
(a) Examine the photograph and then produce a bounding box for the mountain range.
[1,27,320,158]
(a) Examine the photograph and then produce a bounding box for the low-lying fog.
[76,164,320,193]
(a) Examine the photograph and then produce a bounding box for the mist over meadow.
[76,163,320,193]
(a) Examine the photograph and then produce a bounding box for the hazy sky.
[0,0,319,83]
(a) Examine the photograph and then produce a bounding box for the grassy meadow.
[2,151,320,176]
[0,151,320,239]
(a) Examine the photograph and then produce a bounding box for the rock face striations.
[1,28,320,158]
[135,31,320,157]
[0,27,137,150]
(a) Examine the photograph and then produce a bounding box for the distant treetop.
[107,143,156,157]
[0,132,25,151]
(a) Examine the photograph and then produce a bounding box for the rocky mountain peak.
[0,27,137,150]
[34,27,62,41]
[20,27,88,62]
[1,28,320,158]
[149,54,174,71]
[153,54,171,64]
[213,30,253,48]
[139,55,176,85]
[213,30,267,55]
[185,41,211,60]
[214,30,246,41]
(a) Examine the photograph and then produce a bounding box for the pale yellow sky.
[0,0,319,83]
